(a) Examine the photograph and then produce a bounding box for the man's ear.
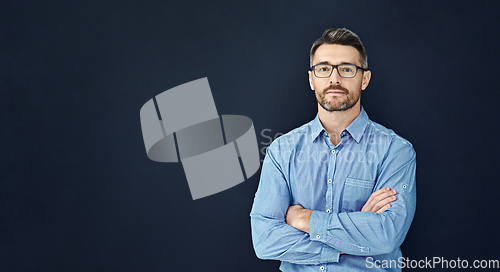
[361,70,371,90]
[308,70,315,91]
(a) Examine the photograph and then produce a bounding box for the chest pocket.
[341,178,376,212]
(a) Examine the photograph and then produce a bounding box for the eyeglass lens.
[314,64,357,78]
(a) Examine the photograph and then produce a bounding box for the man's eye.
[318,66,331,72]
[341,67,353,73]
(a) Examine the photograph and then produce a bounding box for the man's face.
[308,44,371,112]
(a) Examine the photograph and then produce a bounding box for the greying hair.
[310,28,368,69]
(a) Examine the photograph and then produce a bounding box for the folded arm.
[308,145,417,256]
[286,187,398,233]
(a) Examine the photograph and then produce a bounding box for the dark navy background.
[2,1,500,271]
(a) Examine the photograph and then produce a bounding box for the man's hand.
[362,187,397,214]
[285,205,312,233]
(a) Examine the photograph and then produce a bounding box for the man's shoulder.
[366,119,415,156]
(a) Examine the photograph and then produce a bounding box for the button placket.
[326,146,337,217]
[326,178,333,213]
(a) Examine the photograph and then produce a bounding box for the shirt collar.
[309,107,369,143]
[310,114,326,142]
[345,107,369,143]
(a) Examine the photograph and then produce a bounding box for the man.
[250,28,416,271]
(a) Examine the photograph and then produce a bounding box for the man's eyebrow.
[314,61,329,65]
[313,61,356,66]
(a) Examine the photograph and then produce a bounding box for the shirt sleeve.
[309,141,417,256]
[250,144,341,264]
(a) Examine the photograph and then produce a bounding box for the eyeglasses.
[310,63,367,78]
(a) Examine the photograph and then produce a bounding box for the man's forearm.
[286,187,397,234]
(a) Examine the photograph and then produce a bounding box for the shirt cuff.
[310,210,330,242]
[320,244,340,263]
[310,210,371,255]
[310,210,340,263]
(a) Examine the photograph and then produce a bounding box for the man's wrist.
[299,208,313,233]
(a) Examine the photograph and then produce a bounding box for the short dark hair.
[310,28,368,69]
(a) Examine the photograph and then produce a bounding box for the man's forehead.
[312,44,361,66]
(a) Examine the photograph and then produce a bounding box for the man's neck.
[318,104,361,146]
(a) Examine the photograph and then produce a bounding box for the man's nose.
[329,68,342,84]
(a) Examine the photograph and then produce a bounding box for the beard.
[316,84,360,112]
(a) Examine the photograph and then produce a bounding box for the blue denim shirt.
[250,108,416,271]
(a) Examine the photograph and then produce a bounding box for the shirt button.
[331,150,336,154]
[320,266,325,271]
[327,179,332,183]
[316,235,321,239]
[326,209,331,213]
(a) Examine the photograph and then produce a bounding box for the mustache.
[323,84,349,94]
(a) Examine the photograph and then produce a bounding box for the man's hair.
[310,28,368,69]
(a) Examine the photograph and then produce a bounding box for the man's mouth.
[326,89,346,95]
[323,85,348,95]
